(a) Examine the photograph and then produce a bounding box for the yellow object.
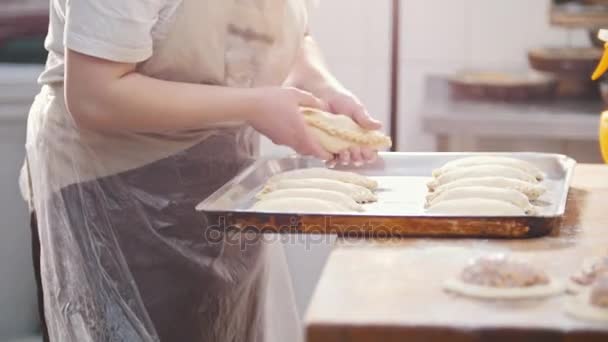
[600,111,608,163]
[592,43,608,81]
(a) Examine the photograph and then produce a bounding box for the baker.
[19,0,383,341]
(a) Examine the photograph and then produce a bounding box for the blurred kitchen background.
[0,0,605,341]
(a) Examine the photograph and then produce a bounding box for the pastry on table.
[432,156,545,181]
[429,176,546,201]
[256,188,364,212]
[260,178,377,203]
[443,254,564,299]
[251,197,350,213]
[568,256,608,293]
[427,165,539,191]
[425,186,536,215]
[267,167,378,190]
[301,107,392,154]
[566,275,608,323]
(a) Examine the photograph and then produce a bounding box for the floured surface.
[306,242,608,333]
[304,164,608,341]
[566,293,608,323]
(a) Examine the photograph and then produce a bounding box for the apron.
[24,0,310,341]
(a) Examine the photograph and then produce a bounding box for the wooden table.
[305,164,608,342]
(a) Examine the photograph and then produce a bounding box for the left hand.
[314,85,383,167]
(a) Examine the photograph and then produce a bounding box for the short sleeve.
[64,0,164,63]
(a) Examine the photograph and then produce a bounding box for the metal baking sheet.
[196,152,576,238]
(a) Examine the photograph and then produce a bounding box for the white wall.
[398,0,591,151]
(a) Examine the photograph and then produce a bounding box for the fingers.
[360,147,378,164]
[325,156,338,168]
[328,95,381,130]
[330,147,377,167]
[338,149,350,165]
[350,105,382,130]
[291,88,327,110]
[348,146,364,167]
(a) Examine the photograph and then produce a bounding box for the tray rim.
[196,152,577,219]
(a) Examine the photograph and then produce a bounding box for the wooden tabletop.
[305,164,608,342]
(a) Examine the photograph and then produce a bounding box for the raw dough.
[427,165,539,190]
[301,107,392,154]
[566,284,608,323]
[261,178,378,203]
[256,188,364,212]
[590,276,608,308]
[426,186,536,215]
[444,255,564,299]
[444,277,565,300]
[432,156,545,181]
[251,197,349,213]
[429,176,546,200]
[267,167,378,190]
[566,296,608,323]
[569,256,608,294]
[425,198,526,216]
[459,254,550,288]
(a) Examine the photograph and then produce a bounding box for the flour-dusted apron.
[24,0,310,341]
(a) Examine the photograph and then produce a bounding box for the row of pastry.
[251,168,378,212]
[426,156,548,216]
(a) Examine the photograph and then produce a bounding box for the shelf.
[550,3,608,29]
[420,76,602,141]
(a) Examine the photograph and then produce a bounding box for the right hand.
[247,87,333,161]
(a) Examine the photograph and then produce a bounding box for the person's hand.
[314,85,383,167]
[247,87,333,160]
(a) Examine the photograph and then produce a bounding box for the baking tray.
[196,152,576,238]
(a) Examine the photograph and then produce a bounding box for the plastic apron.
[23,0,308,341]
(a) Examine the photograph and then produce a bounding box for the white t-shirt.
[22,0,311,202]
[40,0,181,84]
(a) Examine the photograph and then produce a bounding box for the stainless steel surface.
[196,152,576,219]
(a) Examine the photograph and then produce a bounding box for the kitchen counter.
[305,164,608,342]
[421,76,604,163]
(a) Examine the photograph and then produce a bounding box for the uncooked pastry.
[267,167,378,190]
[427,165,539,190]
[432,156,545,181]
[444,277,565,300]
[251,197,349,213]
[566,296,608,323]
[429,176,546,200]
[425,198,526,216]
[301,107,392,154]
[426,186,536,215]
[256,188,364,212]
[444,255,564,299]
[566,278,608,323]
[590,277,608,308]
[261,178,378,203]
[568,256,608,293]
